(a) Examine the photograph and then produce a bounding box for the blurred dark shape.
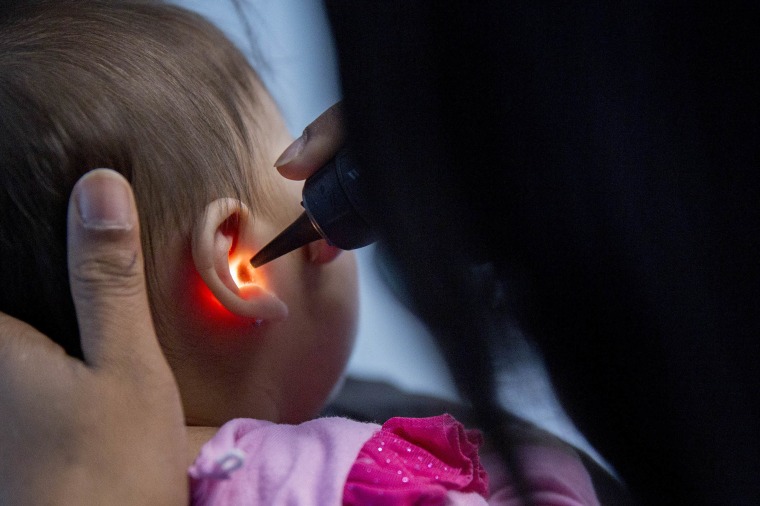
[324,1,760,505]
[324,376,631,505]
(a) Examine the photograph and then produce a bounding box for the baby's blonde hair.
[0,0,279,355]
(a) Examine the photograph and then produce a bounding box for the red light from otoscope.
[192,256,263,328]
[229,257,257,288]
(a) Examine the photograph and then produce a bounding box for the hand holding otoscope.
[251,103,377,268]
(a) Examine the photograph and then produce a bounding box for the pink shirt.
[189,415,599,506]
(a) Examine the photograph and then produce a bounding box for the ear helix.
[192,198,288,322]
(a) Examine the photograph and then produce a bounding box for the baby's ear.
[191,198,288,321]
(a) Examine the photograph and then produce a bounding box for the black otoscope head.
[250,148,377,268]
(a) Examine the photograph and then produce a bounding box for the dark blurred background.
[324,2,760,505]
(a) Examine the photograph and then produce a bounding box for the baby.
[0,1,600,504]
[1,0,355,428]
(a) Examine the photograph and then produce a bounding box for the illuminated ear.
[192,198,288,321]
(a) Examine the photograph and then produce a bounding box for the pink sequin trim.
[343,414,489,506]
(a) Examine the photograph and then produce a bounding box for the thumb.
[67,169,165,373]
[274,102,346,180]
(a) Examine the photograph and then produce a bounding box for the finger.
[0,312,75,379]
[66,169,164,374]
[0,312,80,426]
[274,102,346,180]
[0,311,65,357]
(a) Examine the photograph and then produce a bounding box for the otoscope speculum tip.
[250,211,322,268]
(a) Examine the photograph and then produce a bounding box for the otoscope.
[250,148,377,268]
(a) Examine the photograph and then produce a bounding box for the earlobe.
[192,198,288,321]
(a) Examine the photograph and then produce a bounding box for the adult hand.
[0,169,188,505]
[274,102,346,180]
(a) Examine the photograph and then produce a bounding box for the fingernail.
[273,133,306,167]
[76,169,134,230]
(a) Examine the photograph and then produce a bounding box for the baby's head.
[0,1,358,425]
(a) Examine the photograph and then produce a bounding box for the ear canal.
[192,198,288,321]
